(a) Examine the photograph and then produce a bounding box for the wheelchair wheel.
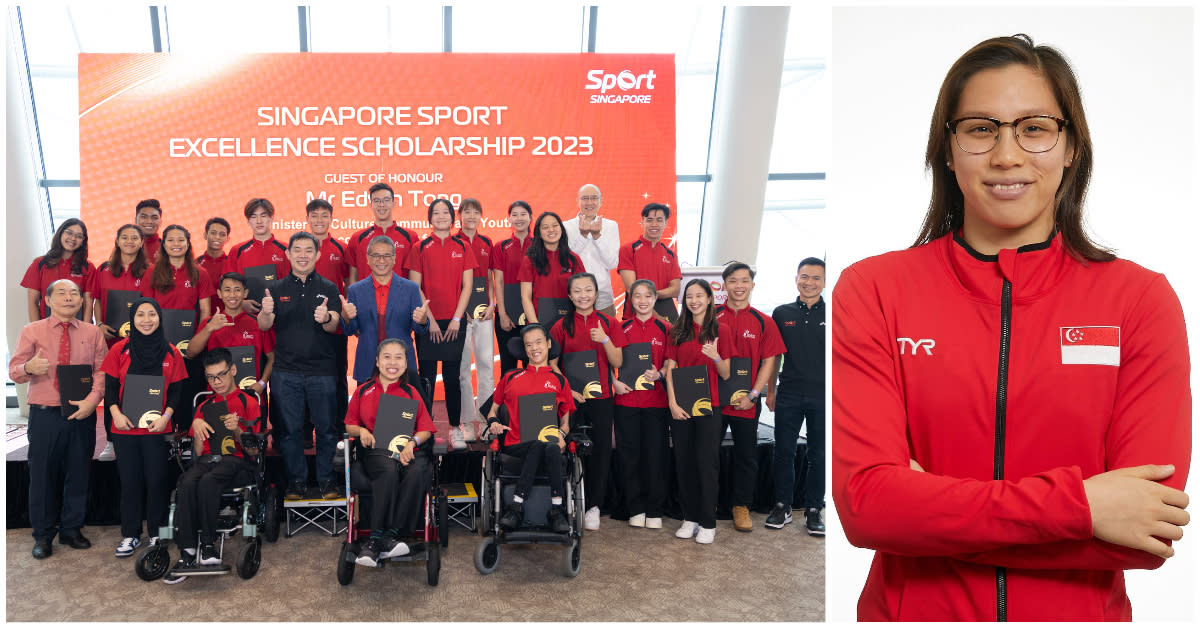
[134,545,171,581]
[438,490,449,548]
[263,485,281,543]
[473,537,500,574]
[426,540,441,586]
[479,483,494,536]
[337,542,356,585]
[561,537,581,578]
[236,540,261,579]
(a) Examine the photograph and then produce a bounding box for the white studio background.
[829,6,1197,623]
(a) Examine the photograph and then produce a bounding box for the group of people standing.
[12,181,826,563]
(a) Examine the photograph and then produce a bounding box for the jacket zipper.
[993,278,1012,622]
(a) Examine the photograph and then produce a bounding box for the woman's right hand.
[359,431,375,448]
[612,380,633,396]
[669,403,690,421]
[112,408,134,431]
[99,323,117,339]
[498,311,514,332]
[488,421,510,437]
[1083,464,1190,559]
[427,318,443,343]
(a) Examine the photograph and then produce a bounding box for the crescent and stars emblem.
[518,313,527,325]
[388,434,413,455]
[537,424,562,443]
[220,435,237,455]
[1065,327,1085,343]
[239,376,258,390]
[177,339,190,351]
[119,322,131,338]
[691,398,712,417]
[473,304,488,319]
[634,374,655,390]
[139,410,162,428]
[730,389,750,404]
[582,381,603,399]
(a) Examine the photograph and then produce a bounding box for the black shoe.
[32,538,52,559]
[499,503,524,531]
[765,503,793,529]
[284,482,306,501]
[60,533,92,549]
[804,508,825,536]
[547,505,571,534]
[355,538,382,567]
[320,480,343,500]
[199,543,221,566]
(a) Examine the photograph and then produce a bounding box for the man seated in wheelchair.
[345,338,436,567]
[174,347,262,570]
[486,324,576,534]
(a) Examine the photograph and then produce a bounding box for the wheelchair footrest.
[169,564,232,577]
[499,530,573,545]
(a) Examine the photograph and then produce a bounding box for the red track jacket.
[832,233,1191,621]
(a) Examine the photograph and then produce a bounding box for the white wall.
[830,6,1197,622]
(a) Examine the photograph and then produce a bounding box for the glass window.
[753,179,828,314]
[769,6,831,174]
[452,6,585,52]
[673,181,706,267]
[29,76,80,181]
[163,5,299,53]
[309,5,443,52]
[20,5,154,66]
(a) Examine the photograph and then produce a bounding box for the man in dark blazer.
[340,235,429,392]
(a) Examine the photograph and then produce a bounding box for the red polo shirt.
[224,236,290,281]
[618,236,681,320]
[492,365,576,447]
[490,234,532,284]
[141,263,216,311]
[196,252,228,314]
[614,316,670,409]
[456,230,493,301]
[373,277,391,345]
[665,322,734,404]
[345,379,436,435]
[22,256,95,316]
[142,233,161,263]
[191,390,261,458]
[550,311,628,399]
[517,250,584,307]
[347,223,418,280]
[195,311,275,379]
[314,236,350,295]
[100,338,188,436]
[405,234,478,321]
[714,304,786,418]
[87,263,145,337]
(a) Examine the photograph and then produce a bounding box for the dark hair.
[135,199,161,215]
[669,279,718,346]
[797,257,825,271]
[641,202,671,220]
[520,323,550,342]
[562,272,598,338]
[306,198,333,214]
[721,261,755,281]
[459,198,482,215]
[150,224,200,293]
[42,218,89,276]
[508,200,531,216]
[288,230,319,251]
[243,197,275,219]
[368,183,394,199]
[219,272,247,289]
[627,278,657,302]
[916,34,1111,262]
[107,224,149,279]
[202,346,233,370]
[526,212,577,277]
[204,216,231,235]
[427,197,455,226]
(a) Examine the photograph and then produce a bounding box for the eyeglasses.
[947,115,1068,154]
[367,253,395,260]
[370,197,394,205]
[205,366,234,382]
[579,195,600,202]
[61,230,85,241]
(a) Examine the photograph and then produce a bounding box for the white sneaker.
[584,506,600,530]
[695,527,716,544]
[628,513,646,528]
[379,539,410,559]
[98,442,116,461]
[448,427,467,450]
[645,517,663,529]
[675,521,698,539]
[147,536,161,548]
[115,537,141,557]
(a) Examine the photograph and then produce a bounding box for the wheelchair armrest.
[239,431,264,451]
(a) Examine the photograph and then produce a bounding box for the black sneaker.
[355,538,382,567]
[320,480,343,500]
[284,482,306,501]
[499,503,524,531]
[547,505,571,534]
[765,503,793,529]
[804,508,825,536]
[199,542,221,566]
[164,551,196,584]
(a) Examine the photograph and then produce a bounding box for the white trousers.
[459,317,496,423]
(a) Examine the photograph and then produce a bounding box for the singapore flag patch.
[1060,326,1120,366]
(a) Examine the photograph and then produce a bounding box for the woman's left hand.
[398,442,415,465]
[700,341,721,361]
[444,318,461,342]
[150,414,172,433]
[571,390,585,404]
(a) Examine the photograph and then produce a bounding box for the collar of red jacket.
[942,231,1074,304]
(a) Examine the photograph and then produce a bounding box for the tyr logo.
[897,337,936,356]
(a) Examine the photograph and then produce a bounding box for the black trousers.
[613,405,669,519]
[27,405,96,541]
[174,455,255,547]
[495,322,524,375]
[417,319,467,427]
[722,412,760,507]
[501,440,564,499]
[112,433,169,538]
[359,448,432,533]
[570,396,614,512]
[671,407,723,529]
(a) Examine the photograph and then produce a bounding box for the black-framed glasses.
[947,115,1069,154]
[370,197,394,205]
[205,365,234,382]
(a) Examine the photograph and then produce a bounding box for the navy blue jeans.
[27,405,95,541]
[773,390,824,510]
[271,370,338,486]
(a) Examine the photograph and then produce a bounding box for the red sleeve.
[85,267,102,297]
[415,395,436,434]
[549,319,565,346]
[404,245,422,279]
[243,397,262,432]
[617,242,634,272]
[139,281,156,298]
[606,316,629,348]
[760,315,786,359]
[832,265,1093,558]
[197,269,216,300]
[489,242,504,271]
[518,256,533,283]
[344,233,359,268]
[557,377,577,417]
[166,347,188,384]
[670,249,682,280]
[665,339,679,363]
[570,252,585,275]
[20,258,43,290]
[223,248,239,275]
[100,340,126,378]
[345,388,364,428]
[260,326,276,354]
[717,325,734,362]
[491,373,507,414]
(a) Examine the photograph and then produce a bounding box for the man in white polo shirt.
[563,183,620,317]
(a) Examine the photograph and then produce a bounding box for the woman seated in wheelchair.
[344,338,436,567]
[173,347,261,573]
[486,324,576,534]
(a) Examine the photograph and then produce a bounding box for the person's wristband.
[712,356,721,365]
[324,314,334,324]
[257,379,266,389]
[749,389,761,401]
[601,336,610,344]
[413,435,422,446]
[452,316,461,323]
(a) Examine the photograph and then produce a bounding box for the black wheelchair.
[134,391,281,583]
[333,434,448,586]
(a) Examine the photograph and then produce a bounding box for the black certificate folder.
[226,345,259,389]
[717,357,753,407]
[617,342,654,390]
[57,365,94,416]
[467,276,489,319]
[537,298,572,330]
[672,365,711,417]
[374,395,419,456]
[162,309,195,352]
[244,264,277,302]
[518,392,559,444]
[562,350,602,399]
[202,401,238,456]
[105,289,141,337]
[503,284,525,325]
[123,374,166,429]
